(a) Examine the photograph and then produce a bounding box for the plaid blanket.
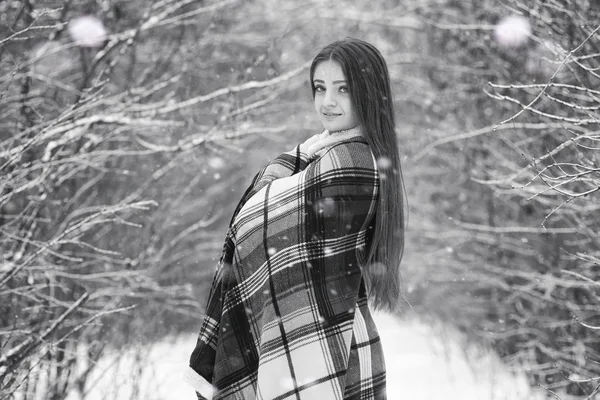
[187,132,386,399]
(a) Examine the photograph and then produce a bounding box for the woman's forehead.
[313,60,346,81]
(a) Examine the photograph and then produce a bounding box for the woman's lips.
[322,112,341,119]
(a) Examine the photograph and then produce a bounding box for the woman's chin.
[321,122,350,133]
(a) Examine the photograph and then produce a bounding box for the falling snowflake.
[268,247,277,256]
[369,261,387,275]
[208,156,225,169]
[280,377,295,390]
[494,15,531,48]
[68,16,108,48]
[377,156,392,170]
[314,197,336,216]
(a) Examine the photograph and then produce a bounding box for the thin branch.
[493,24,600,127]
[0,292,89,371]
[412,122,572,162]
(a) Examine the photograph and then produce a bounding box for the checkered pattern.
[188,131,386,399]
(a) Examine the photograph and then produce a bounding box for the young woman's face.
[312,60,359,133]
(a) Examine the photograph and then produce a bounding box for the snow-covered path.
[69,313,543,399]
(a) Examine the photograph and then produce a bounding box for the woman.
[186,38,407,400]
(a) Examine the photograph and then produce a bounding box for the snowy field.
[64,312,545,400]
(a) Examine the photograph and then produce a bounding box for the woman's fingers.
[300,132,324,156]
[309,129,361,158]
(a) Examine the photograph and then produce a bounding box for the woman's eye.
[315,85,325,92]
[339,86,349,93]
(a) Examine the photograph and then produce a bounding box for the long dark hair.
[310,38,407,311]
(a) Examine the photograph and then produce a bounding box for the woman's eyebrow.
[313,79,347,84]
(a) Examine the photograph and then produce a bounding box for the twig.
[493,24,600,128]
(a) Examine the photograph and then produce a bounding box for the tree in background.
[411,1,600,397]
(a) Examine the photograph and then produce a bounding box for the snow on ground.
[66,312,544,399]
[375,312,542,399]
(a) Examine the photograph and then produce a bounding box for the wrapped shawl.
[186,130,386,399]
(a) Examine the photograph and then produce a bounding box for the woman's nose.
[324,91,337,106]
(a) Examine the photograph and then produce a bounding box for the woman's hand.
[300,128,364,160]
[309,129,365,159]
[299,131,329,159]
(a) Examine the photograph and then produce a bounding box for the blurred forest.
[0,0,599,399]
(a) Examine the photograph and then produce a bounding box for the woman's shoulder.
[319,139,376,171]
